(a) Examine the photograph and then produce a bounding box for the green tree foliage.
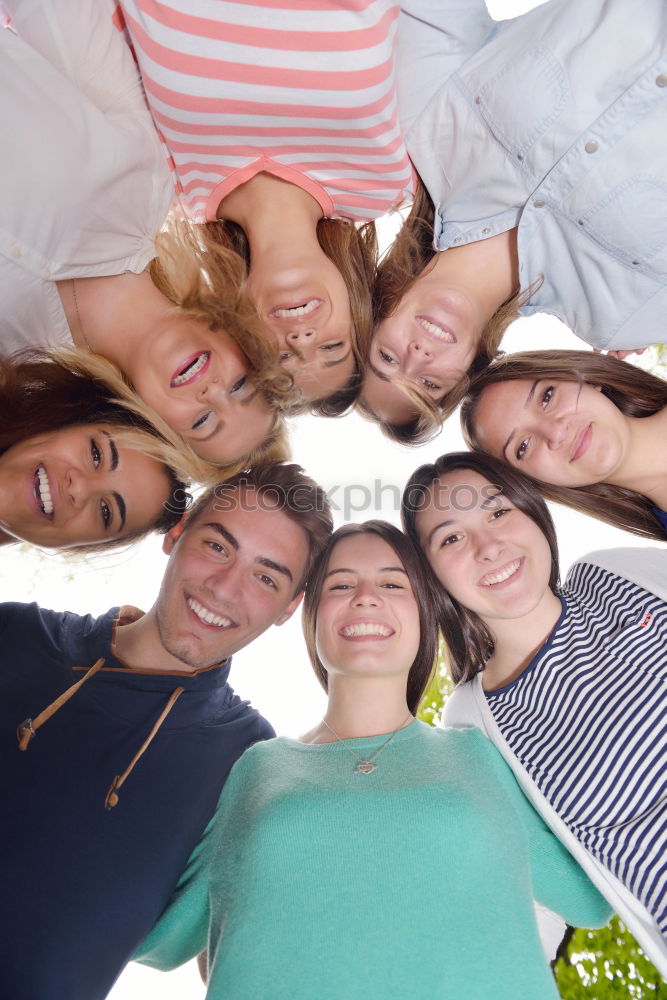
[553,918,665,998]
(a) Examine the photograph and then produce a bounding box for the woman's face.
[315,533,421,681]
[131,318,276,464]
[415,469,553,627]
[248,250,355,402]
[362,269,482,425]
[472,378,630,487]
[0,424,171,549]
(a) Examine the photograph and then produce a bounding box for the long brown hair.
[461,350,667,542]
[401,452,559,685]
[302,520,438,714]
[161,216,379,417]
[0,349,190,546]
[364,179,523,444]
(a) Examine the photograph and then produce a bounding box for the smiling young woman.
[362,0,667,441]
[402,451,667,973]
[133,520,610,999]
[0,349,197,552]
[460,350,667,541]
[113,0,410,415]
[1,0,290,469]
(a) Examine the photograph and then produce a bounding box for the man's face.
[155,489,310,670]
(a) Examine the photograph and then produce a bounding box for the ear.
[274,590,304,627]
[593,383,603,392]
[162,514,187,555]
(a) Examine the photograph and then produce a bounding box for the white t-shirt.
[0,0,174,353]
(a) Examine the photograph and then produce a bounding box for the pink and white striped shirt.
[117,0,415,223]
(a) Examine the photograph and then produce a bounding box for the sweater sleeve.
[482,742,613,930]
[134,755,251,970]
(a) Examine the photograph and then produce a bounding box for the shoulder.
[567,547,667,599]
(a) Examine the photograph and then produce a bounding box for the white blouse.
[0,0,174,353]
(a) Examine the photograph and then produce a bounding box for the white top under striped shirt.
[485,560,666,938]
[117,0,415,222]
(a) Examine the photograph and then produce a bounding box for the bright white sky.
[2,1,659,996]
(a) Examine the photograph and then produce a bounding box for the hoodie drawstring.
[17,657,106,750]
[16,660,186,811]
[105,686,185,810]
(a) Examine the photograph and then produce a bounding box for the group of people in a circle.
[1,1,665,998]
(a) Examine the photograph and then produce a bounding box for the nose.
[352,582,380,607]
[544,415,570,449]
[196,377,225,405]
[65,466,90,510]
[286,327,315,343]
[474,528,505,563]
[403,340,433,377]
[205,559,243,603]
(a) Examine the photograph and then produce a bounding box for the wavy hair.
[179,216,378,417]
[461,350,667,542]
[401,452,559,685]
[0,348,192,549]
[302,520,439,714]
[364,180,524,444]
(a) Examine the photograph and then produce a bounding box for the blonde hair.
[51,348,289,487]
[365,180,525,444]
[177,216,379,417]
[150,217,296,410]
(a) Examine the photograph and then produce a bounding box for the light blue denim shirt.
[398,0,667,351]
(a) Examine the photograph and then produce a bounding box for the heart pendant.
[355,761,377,774]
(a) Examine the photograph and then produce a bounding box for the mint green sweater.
[137,722,610,999]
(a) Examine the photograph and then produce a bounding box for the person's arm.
[6,0,149,117]
[397,1,495,134]
[485,745,612,930]
[134,751,252,971]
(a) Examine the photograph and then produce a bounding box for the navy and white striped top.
[486,561,666,937]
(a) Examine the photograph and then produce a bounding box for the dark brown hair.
[302,520,439,714]
[189,217,379,417]
[401,452,559,685]
[461,350,667,542]
[364,179,523,444]
[0,351,189,547]
[184,462,333,594]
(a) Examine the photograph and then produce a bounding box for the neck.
[606,407,667,508]
[113,608,218,675]
[431,228,519,324]
[56,272,172,381]
[218,173,323,265]
[305,675,412,743]
[481,588,562,691]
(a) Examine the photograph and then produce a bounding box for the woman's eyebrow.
[501,380,539,458]
[102,432,119,471]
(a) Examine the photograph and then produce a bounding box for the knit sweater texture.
[138,721,610,999]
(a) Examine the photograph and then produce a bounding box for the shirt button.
[533,199,545,208]
[517,153,524,161]
[482,227,491,234]
[584,140,599,153]
[474,96,481,104]
[578,219,585,226]
[656,73,667,87]
[10,246,21,258]
[453,236,463,244]
[41,268,50,279]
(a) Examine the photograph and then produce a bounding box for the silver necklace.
[320,714,413,774]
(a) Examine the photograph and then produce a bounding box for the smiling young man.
[0,462,332,1000]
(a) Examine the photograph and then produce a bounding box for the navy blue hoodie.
[0,602,274,999]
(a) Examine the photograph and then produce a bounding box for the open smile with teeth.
[479,559,522,587]
[187,596,234,629]
[340,622,393,638]
[416,316,456,343]
[271,298,321,320]
[171,352,210,388]
[35,464,54,518]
